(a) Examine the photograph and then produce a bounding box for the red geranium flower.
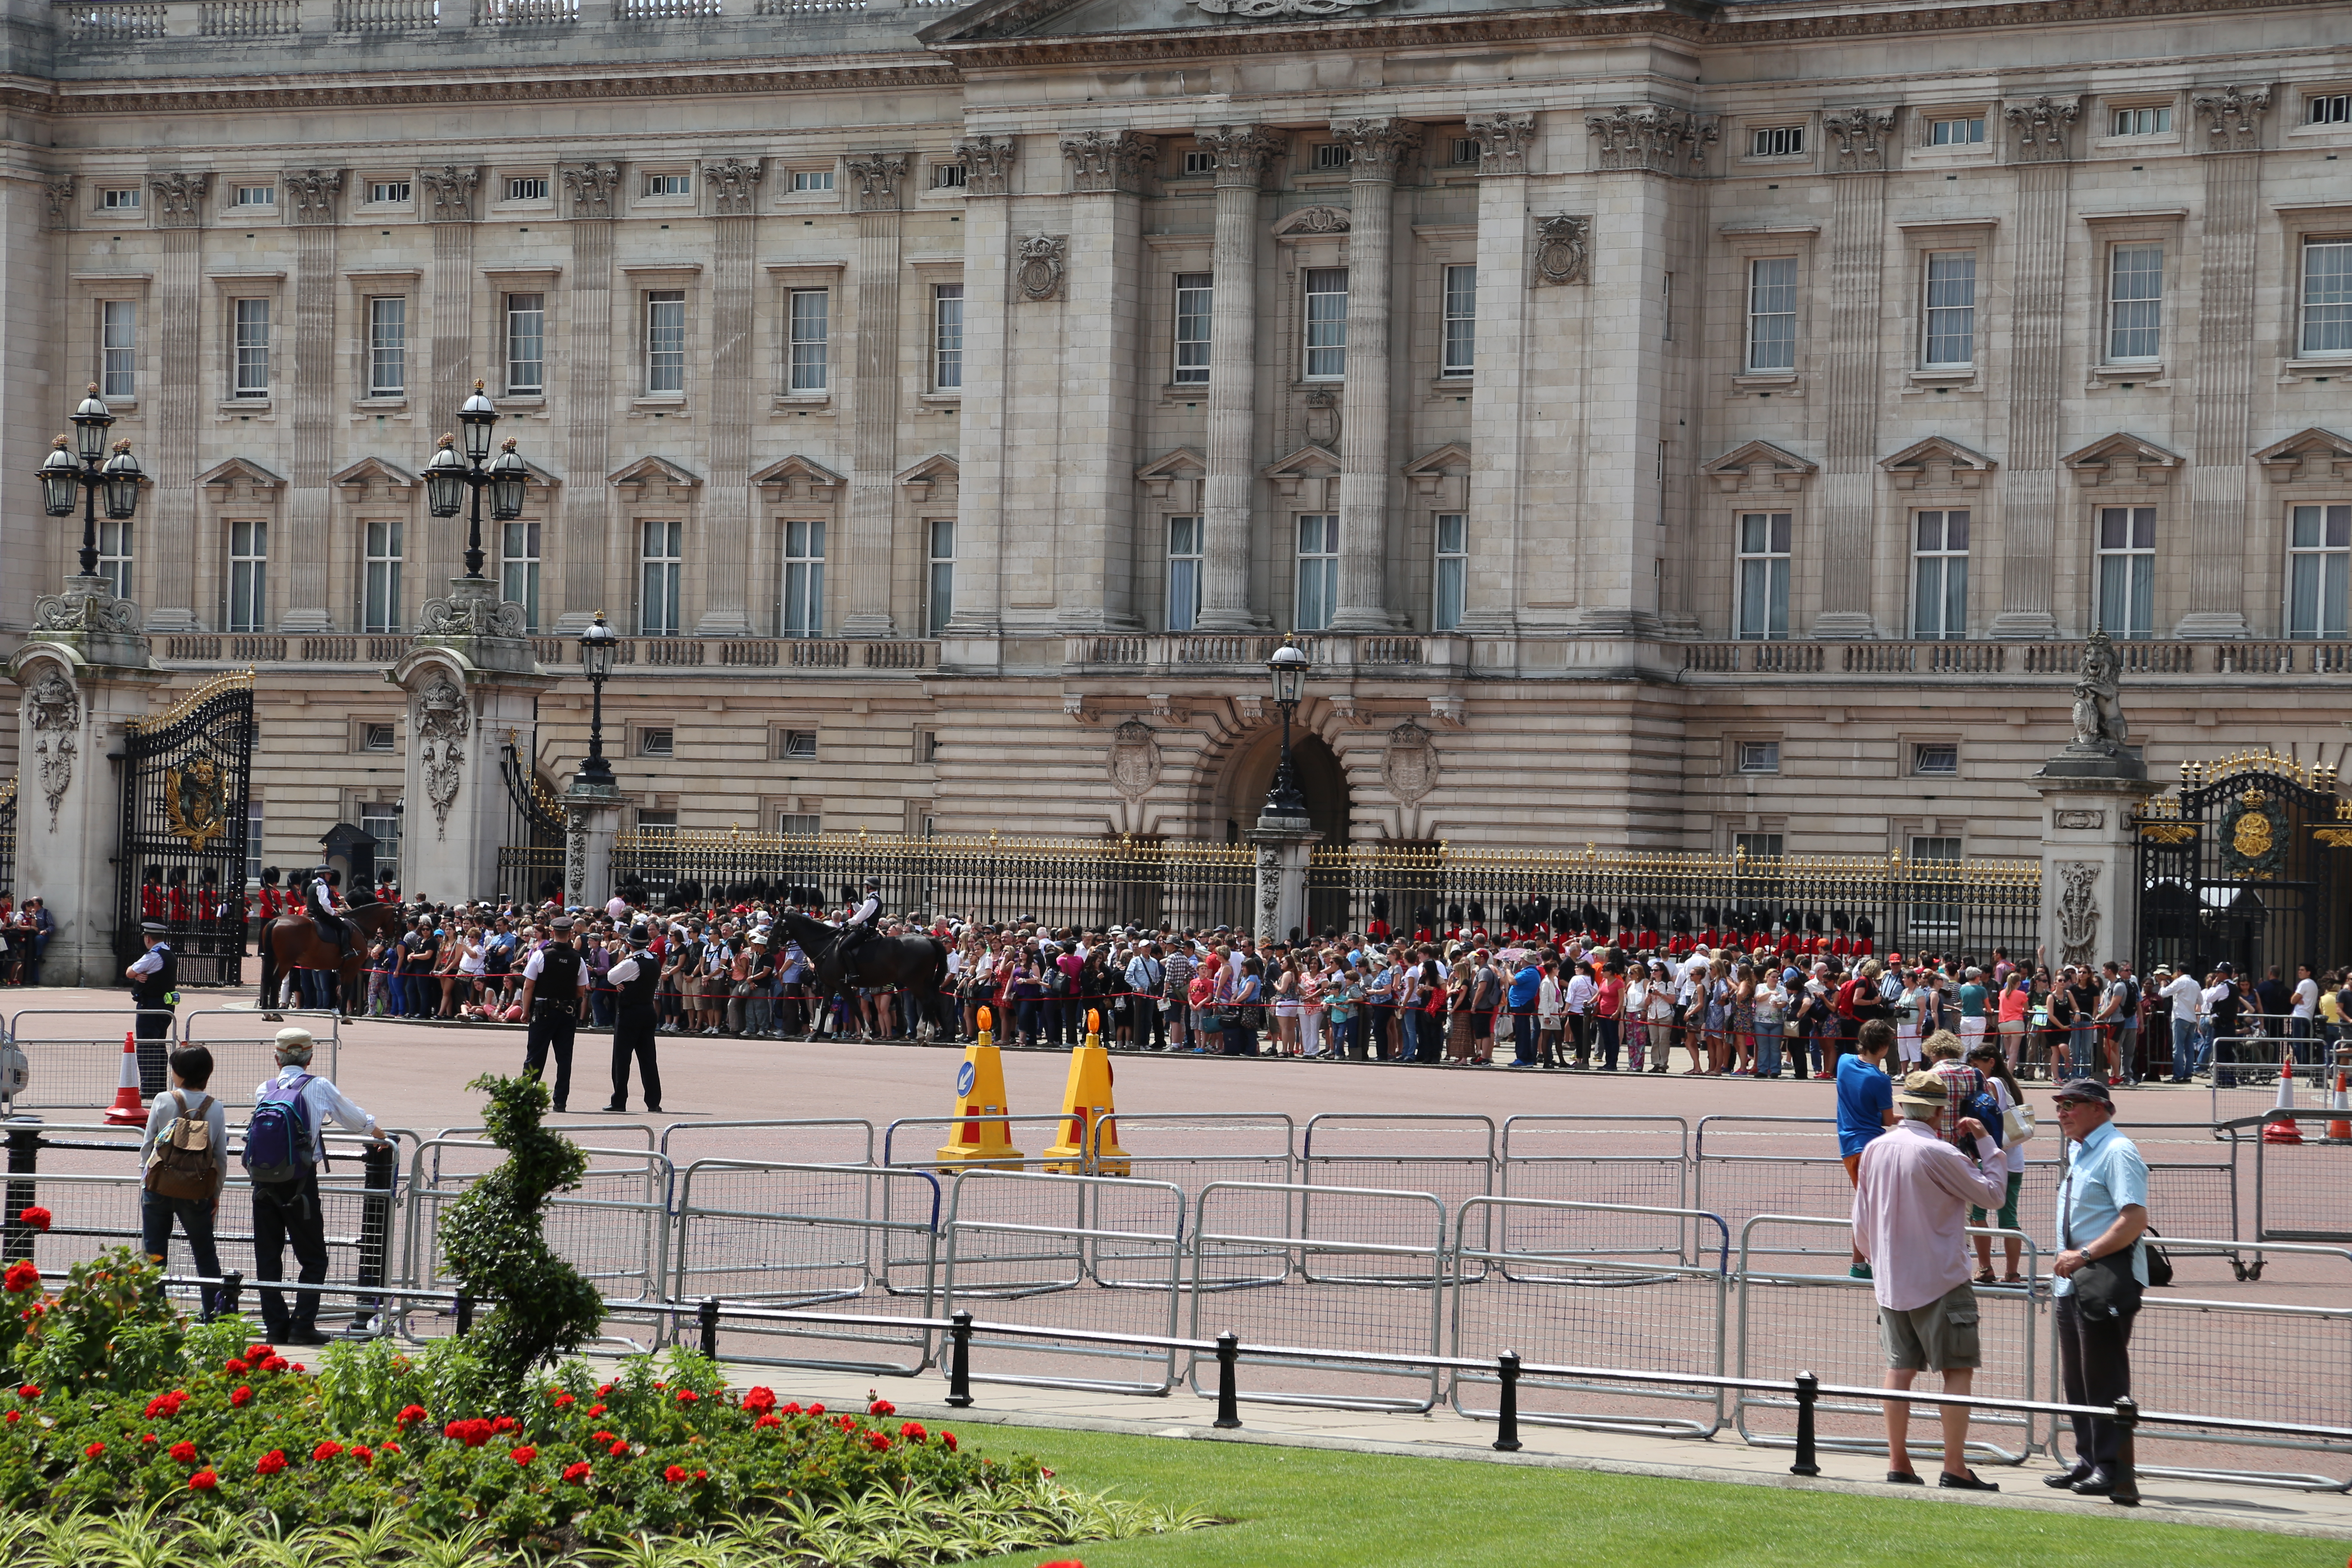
[562,1461,592,1484]
[351,1446,374,1468]
[868,1397,896,1417]
[753,1414,781,1430]
[144,1392,186,1419]
[489,1415,519,1435]
[592,1430,615,1445]
[394,1404,426,1429]
[4,1413,18,1425]
[224,1360,248,1376]
[695,1469,707,1482]
[609,1439,629,1457]
[663,1464,688,1485]
[169,1441,199,1465]
[2,1261,40,1295]
[900,1421,927,1443]
[942,1431,957,1452]
[584,1403,606,1418]
[741,1387,776,1414]
[444,1418,494,1449]
[511,1446,536,1467]
[781,1402,803,1416]
[552,1393,576,1408]
[674,1390,698,1405]
[834,1415,856,1433]
[83,1442,104,1460]
[313,1441,344,1463]
[807,1403,825,1417]
[380,1442,401,1455]
[141,1434,156,1446]
[187,1469,217,1491]
[15,1385,37,1400]
[256,1451,287,1477]
[597,1382,614,1396]
[867,1432,891,1452]
[229,1386,253,1409]
[16,1207,48,1233]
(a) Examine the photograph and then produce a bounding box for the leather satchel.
[2070,1251,2143,1322]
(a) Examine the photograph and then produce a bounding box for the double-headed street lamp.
[576,611,619,792]
[36,384,144,576]
[423,381,531,578]
[1262,634,1311,821]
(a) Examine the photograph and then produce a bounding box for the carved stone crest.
[1382,721,1438,803]
[2192,84,2271,151]
[2006,97,2080,163]
[701,157,763,217]
[1108,720,1162,798]
[2053,808,2106,830]
[1303,388,1340,447]
[1017,234,1066,301]
[954,135,1016,197]
[1191,0,1383,18]
[1255,845,1283,943]
[563,162,623,218]
[1274,205,1350,235]
[42,177,73,231]
[282,167,343,226]
[419,165,479,222]
[414,675,472,836]
[1533,214,1590,285]
[845,153,909,212]
[2057,861,2099,970]
[1822,107,1897,171]
[34,577,141,634]
[24,671,78,828]
[418,591,529,641]
[567,806,591,900]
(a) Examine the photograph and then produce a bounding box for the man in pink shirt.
[1850,1070,2010,1490]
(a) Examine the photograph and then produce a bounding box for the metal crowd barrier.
[1498,1114,1691,1216]
[1693,1117,1861,1255]
[2222,1110,2352,1251]
[1301,1113,1497,1227]
[659,1119,878,1173]
[0,1008,342,1112]
[879,1114,1081,1176]
[2209,1033,2337,1125]
[180,1010,344,1108]
[1088,1112,1295,1205]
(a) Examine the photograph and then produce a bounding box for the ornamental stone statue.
[2039,628,2144,780]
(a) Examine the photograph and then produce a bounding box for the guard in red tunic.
[1853,916,1876,959]
[1829,911,1853,960]
[140,867,165,923]
[1366,895,1392,944]
[165,869,191,925]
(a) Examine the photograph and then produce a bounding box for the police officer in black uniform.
[602,920,664,1115]
[123,919,178,1097]
[518,914,583,1112]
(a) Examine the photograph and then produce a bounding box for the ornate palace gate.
[2134,752,2351,983]
[116,671,256,986]
[494,732,568,910]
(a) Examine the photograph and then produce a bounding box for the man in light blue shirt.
[2048,1078,2150,1501]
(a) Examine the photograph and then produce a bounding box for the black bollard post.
[454,1290,473,1338]
[1213,1332,1242,1430]
[1494,1352,1523,1452]
[945,1311,974,1408]
[2108,1396,2142,1507]
[352,1141,397,1334]
[2,1120,40,1268]
[1790,1371,1821,1477]
[698,1296,720,1358]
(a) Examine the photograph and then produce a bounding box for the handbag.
[2002,1102,2036,1144]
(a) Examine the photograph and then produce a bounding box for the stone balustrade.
[1680,639,2328,679]
[50,0,884,49]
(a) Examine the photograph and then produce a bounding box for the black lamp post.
[1263,634,1311,821]
[577,610,618,792]
[423,381,528,579]
[36,384,143,578]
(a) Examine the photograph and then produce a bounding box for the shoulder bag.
[2061,1164,2143,1323]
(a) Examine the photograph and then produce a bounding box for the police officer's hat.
[140,920,168,936]
[864,877,880,891]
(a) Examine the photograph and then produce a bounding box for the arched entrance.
[1213,727,1350,846]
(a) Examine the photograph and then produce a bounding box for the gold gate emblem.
[2232,809,2274,862]
[163,758,229,853]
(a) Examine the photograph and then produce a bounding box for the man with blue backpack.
[245,1026,386,1346]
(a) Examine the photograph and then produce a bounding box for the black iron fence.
[0,776,15,904]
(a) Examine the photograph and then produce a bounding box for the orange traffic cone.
[102,1031,147,1127]
[2264,1049,2303,1145]
[2326,1069,2351,1143]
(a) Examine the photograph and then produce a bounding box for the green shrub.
[9,1248,184,1399]
[436,1074,605,1396]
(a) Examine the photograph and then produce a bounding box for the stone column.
[942,135,1016,649]
[389,579,554,905]
[697,158,763,634]
[2178,86,2272,639]
[420,165,479,451]
[1194,124,1279,633]
[1991,98,2079,639]
[1327,117,1420,633]
[143,172,207,633]
[274,168,343,633]
[6,577,165,984]
[556,162,620,633]
[1456,112,1535,636]
[1056,131,1154,631]
[1247,827,1320,946]
[1814,109,1896,640]
[842,153,909,638]
[563,793,622,910]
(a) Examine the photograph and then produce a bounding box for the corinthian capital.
[283,168,344,226]
[563,162,623,218]
[845,153,910,212]
[700,157,764,217]
[418,164,479,223]
[954,134,1017,197]
[1822,107,1898,172]
[1061,129,1158,195]
[147,170,210,227]
[2192,84,2271,152]
[1584,106,1718,175]
[1465,111,1536,177]
[1194,123,1282,189]
[1330,116,1422,181]
[2004,96,2081,164]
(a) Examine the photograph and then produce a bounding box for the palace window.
[95,517,133,603]
[366,296,406,396]
[2289,502,2352,640]
[1311,142,1351,171]
[2110,106,2172,136]
[1303,267,1348,380]
[233,299,270,398]
[233,184,275,209]
[2106,245,2163,363]
[790,168,834,193]
[787,289,829,394]
[1735,741,1780,775]
[638,727,674,757]
[1735,511,1791,641]
[2309,94,2352,125]
[2095,505,2156,640]
[926,518,956,634]
[1746,257,1798,371]
[500,521,540,633]
[1441,265,1476,377]
[640,518,684,637]
[1735,831,1785,858]
[1749,125,1806,157]
[504,294,545,396]
[644,291,686,394]
[932,283,964,390]
[369,180,410,204]
[778,812,821,835]
[779,730,818,761]
[1433,513,1467,632]
[362,518,402,635]
[1913,743,1960,776]
[1165,515,1202,632]
[2301,239,2352,357]
[1922,252,1976,368]
[781,518,825,637]
[645,172,691,196]
[1173,273,1212,385]
[226,520,266,634]
[1929,116,1985,145]
[505,175,549,202]
[100,300,136,398]
[1295,514,1338,631]
[1911,509,1969,640]
[100,187,139,210]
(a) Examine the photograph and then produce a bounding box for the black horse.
[773,911,954,1040]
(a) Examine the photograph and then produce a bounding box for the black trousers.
[134,1010,174,1097]
[2055,1292,2136,1471]
[252,1172,329,1337]
[524,1003,578,1110]
[611,1006,662,1111]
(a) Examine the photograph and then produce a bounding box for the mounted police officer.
[836,877,882,980]
[518,913,583,1113]
[123,919,178,1097]
[603,919,663,1115]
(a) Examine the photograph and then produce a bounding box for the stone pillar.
[2035,779,2162,973]
[1327,117,1419,634]
[143,171,207,634]
[698,158,763,634]
[1194,124,1279,633]
[1053,131,1153,631]
[420,165,480,466]
[1813,109,1896,640]
[5,577,165,984]
[556,162,621,634]
[279,168,343,633]
[842,153,909,638]
[387,578,554,905]
[1456,112,1534,636]
[1991,98,2079,639]
[942,135,1015,650]
[1247,826,1320,946]
[563,791,622,910]
[2178,86,2272,640]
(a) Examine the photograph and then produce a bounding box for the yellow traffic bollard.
[1044,1009,1130,1176]
[937,1007,1025,1170]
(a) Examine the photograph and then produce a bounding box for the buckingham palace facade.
[1,0,2349,877]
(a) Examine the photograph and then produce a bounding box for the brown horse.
[258,899,407,1018]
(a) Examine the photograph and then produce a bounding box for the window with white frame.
[2106,244,2163,363]
[358,801,398,887]
[926,518,956,635]
[636,808,677,836]
[787,289,829,394]
[934,162,966,190]
[2310,94,2352,125]
[1746,257,1798,371]
[504,294,545,395]
[226,520,266,634]
[500,521,540,633]
[1735,741,1780,775]
[362,518,402,634]
[1749,125,1806,157]
[1173,273,1212,385]
[1441,264,1476,377]
[1433,513,1467,632]
[1165,515,1202,631]
[1181,149,1215,175]
[361,723,396,752]
[1311,142,1351,171]
[1295,514,1339,630]
[790,168,834,193]
[369,180,410,205]
[1922,252,1976,368]
[100,187,140,211]
[778,811,821,836]
[1449,136,1479,166]
[779,730,818,761]
[1734,830,1785,858]
[1911,509,1969,640]
[2110,105,2172,136]
[95,517,132,602]
[1911,835,1963,862]
[644,291,686,394]
[2302,239,2352,357]
[233,184,275,209]
[1912,742,1960,776]
[99,300,136,398]
[2288,503,2352,640]
[366,296,406,396]
[505,175,549,202]
[245,799,265,885]
[640,518,684,636]
[645,172,691,196]
[1735,511,1791,641]
[781,518,825,637]
[638,727,674,757]
[2096,505,2156,640]
[1303,267,1348,380]
[233,298,270,398]
[932,283,964,390]
[1929,115,1986,145]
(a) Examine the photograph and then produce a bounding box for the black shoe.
[603,1102,627,1113]
[2070,1470,2116,1496]
[2044,1465,2092,1489]
[1939,1470,2000,1492]
[552,1103,567,1114]
[1885,1470,1924,1485]
[280,1326,331,1348]
[645,1105,664,1114]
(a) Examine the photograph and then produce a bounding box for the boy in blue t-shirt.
[1835,1018,1898,1278]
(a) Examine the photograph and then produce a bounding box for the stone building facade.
[2,0,2350,885]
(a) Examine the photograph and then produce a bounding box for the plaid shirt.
[1929,1061,1987,1147]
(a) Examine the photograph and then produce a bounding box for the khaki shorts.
[1879,1281,1981,1372]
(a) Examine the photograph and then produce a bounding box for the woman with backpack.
[1964,1040,2030,1285]
[142,1044,229,1320]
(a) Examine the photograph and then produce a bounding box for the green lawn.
[968,1426,2343,1568]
